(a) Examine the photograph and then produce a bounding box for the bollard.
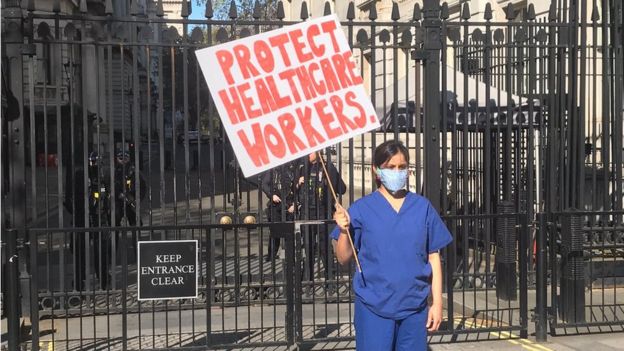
[559,211,585,323]
[496,201,517,301]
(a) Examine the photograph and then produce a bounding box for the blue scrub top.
[331,191,453,320]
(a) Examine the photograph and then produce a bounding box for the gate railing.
[8,223,301,350]
[3,216,536,350]
[535,211,624,339]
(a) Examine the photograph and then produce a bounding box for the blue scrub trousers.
[354,298,428,351]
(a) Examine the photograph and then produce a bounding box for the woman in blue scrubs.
[332,140,453,351]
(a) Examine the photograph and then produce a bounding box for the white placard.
[195,15,379,177]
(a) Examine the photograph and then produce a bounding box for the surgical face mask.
[377,168,408,192]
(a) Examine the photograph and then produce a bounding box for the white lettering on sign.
[151,276,185,286]
[155,254,182,263]
[137,240,198,301]
[142,253,194,286]
[140,265,195,275]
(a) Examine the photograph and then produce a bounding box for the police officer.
[114,151,140,226]
[261,160,302,261]
[66,151,111,290]
[87,152,111,224]
[113,150,145,255]
[87,151,112,289]
[300,152,345,280]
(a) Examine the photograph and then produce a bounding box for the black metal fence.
[2,0,623,349]
[535,211,624,338]
[18,223,306,350]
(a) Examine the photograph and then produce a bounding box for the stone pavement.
[22,332,624,351]
[427,332,624,351]
[4,301,623,351]
[209,332,624,350]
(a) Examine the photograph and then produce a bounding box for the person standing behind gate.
[261,160,302,262]
[332,140,453,351]
[65,151,112,290]
[300,151,345,280]
[113,150,146,256]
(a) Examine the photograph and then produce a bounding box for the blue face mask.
[377,168,408,192]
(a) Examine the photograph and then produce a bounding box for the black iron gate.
[2,0,623,349]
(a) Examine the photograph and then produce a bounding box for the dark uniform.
[114,159,138,227]
[66,152,112,290]
[113,151,145,254]
[89,154,112,289]
[299,156,345,280]
[261,161,302,261]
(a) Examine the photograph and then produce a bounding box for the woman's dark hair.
[373,140,409,168]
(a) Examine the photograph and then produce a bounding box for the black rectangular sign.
[137,240,198,301]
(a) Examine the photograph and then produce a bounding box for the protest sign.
[195,15,379,177]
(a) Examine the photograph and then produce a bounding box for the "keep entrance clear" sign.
[137,240,198,301]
